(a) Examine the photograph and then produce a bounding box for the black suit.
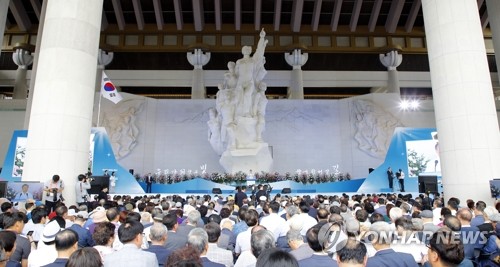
[145,175,152,193]
[387,169,394,189]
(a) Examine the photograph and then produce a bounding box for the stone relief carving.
[102,99,145,159]
[351,99,403,158]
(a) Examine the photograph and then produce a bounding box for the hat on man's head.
[67,209,78,217]
[175,202,182,208]
[227,196,235,201]
[91,210,107,223]
[153,213,164,222]
[420,210,433,219]
[125,203,134,211]
[77,211,88,219]
[41,221,62,243]
[490,213,500,222]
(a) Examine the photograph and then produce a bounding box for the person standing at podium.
[396,169,405,192]
[145,173,153,193]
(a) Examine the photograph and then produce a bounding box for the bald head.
[444,216,461,231]
[457,209,472,223]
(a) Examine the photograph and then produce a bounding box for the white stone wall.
[99,93,439,178]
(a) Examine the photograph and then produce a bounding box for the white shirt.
[392,235,427,263]
[296,213,318,236]
[206,243,234,267]
[432,208,442,225]
[27,244,57,267]
[235,226,253,254]
[234,250,256,267]
[109,175,117,187]
[14,191,33,201]
[23,222,45,242]
[259,213,288,241]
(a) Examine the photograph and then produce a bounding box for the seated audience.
[366,222,418,267]
[145,223,172,267]
[103,220,158,267]
[235,228,275,267]
[336,239,367,267]
[297,225,339,267]
[204,222,233,267]
[92,222,116,261]
[41,229,79,267]
[65,247,102,267]
[255,248,298,267]
[0,231,20,267]
[187,228,224,267]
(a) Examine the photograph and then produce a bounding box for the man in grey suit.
[163,213,188,250]
[421,210,440,235]
[104,220,158,267]
[176,210,201,238]
[287,230,313,261]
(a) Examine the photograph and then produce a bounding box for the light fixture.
[399,98,420,111]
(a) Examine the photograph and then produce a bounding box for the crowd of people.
[0,181,499,267]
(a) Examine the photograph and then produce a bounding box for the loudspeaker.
[129,169,134,175]
[368,168,375,174]
[88,176,110,194]
[212,188,222,194]
[281,188,291,194]
[418,175,438,193]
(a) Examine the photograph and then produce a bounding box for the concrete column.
[285,49,308,99]
[187,49,210,99]
[12,45,34,99]
[0,0,9,58]
[24,0,48,129]
[379,50,402,94]
[486,0,500,84]
[22,0,103,207]
[422,0,500,203]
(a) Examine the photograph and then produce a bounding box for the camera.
[46,188,57,197]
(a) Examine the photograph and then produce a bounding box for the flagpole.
[97,93,102,127]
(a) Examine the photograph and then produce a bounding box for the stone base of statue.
[219,142,273,173]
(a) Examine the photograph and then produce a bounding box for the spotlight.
[410,100,420,109]
[399,99,410,110]
[399,99,420,111]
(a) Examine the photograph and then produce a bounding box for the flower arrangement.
[134,166,351,185]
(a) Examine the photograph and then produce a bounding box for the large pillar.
[24,0,48,129]
[422,0,500,203]
[0,0,9,58]
[12,44,34,99]
[187,48,210,99]
[486,0,500,84]
[285,49,308,99]
[379,50,402,94]
[22,0,103,207]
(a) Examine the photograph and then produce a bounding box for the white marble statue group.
[208,29,269,155]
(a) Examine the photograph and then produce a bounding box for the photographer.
[44,174,65,212]
[75,174,91,206]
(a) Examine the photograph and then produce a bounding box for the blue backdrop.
[0,128,144,194]
[357,127,440,193]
